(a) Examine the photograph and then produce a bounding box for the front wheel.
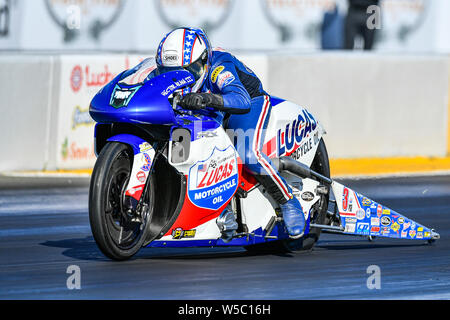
[89,142,154,261]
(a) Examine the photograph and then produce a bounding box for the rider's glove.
[179,93,224,111]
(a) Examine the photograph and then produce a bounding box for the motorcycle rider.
[156,27,305,238]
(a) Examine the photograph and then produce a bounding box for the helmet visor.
[183,52,207,82]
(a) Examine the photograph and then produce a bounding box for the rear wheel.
[283,139,330,251]
[244,139,330,254]
[89,142,154,261]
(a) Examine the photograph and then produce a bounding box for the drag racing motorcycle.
[89,58,440,261]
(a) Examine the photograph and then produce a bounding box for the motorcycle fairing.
[186,146,239,211]
[332,181,437,240]
[90,69,195,125]
[107,134,156,201]
[147,225,290,248]
[158,127,241,241]
[148,99,326,245]
[263,99,326,168]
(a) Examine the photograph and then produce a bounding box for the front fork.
[106,134,159,222]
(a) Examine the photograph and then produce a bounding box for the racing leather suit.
[197,49,294,205]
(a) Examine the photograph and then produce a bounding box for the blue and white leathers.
[200,50,294,204]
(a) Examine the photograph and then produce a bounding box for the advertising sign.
[56,55,144,169]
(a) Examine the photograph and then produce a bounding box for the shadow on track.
[39,235,434,262]
[316,238,434,251]
[40,236,295,261]
[40,236,108,261]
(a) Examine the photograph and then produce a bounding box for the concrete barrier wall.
[0,53,448,172]
[267,53,450,159]
[0,55,59,172]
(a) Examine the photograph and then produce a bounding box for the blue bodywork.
[91,69,196,125]
[90,69,222,141]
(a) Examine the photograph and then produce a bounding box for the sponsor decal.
[417,232,423,239]
[197,130,218,139]
[402,221,411,231]
[211,66,225,83]
[391,222,400,233]
[424,232,430,238]
[357,223,370,235]
[371,217,380,226]
[161,75,194,96]
[356,208,365,220]
[110,84,142,109]
[70,65,83,93]
[362,197,371,206]
[140,153,152,172]
[377,204,382,217]
[171,227,196,240]
[397,217,405,224]
[382,209,391,215]
[381,227,390,234]
[136,171,146,183]
[381,216,391,226]
[344,218,357,233]
[163,53,179,65]
[139,142,153,153]
[371,226,380,233]
[128,186,143,196]
[409,230,416,238]
[188,146,238,210]
[217,71,235,90]
[366,208,371,218]
[301,191,315,202]
[277,110,318,157]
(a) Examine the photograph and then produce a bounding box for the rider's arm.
[210,62,251,114]
[180,62,251,114]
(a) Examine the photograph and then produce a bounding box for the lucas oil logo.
[188,146,238,210]
[277,110,318,157]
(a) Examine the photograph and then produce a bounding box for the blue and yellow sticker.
[211,66,225,83]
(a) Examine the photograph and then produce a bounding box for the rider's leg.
[227,95,305,238]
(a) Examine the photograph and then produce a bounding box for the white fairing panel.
[264,100,325,167]
[169,127,235,175]
[160,99,327,240]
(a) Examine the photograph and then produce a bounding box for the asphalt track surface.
[1,174,449,300]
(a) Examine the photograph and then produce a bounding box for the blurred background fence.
[0,0,449,172]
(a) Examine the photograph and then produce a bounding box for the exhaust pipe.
[273,156,333,185]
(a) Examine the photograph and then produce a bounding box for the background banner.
[1,0,449,53]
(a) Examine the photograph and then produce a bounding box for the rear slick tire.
[89,142,152,261]
[244,139,330,254]
[283,139,331,252]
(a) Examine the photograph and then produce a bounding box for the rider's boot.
[280,196,305,239]
[253,174,306,239]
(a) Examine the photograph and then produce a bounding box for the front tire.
[89,142,153,261]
